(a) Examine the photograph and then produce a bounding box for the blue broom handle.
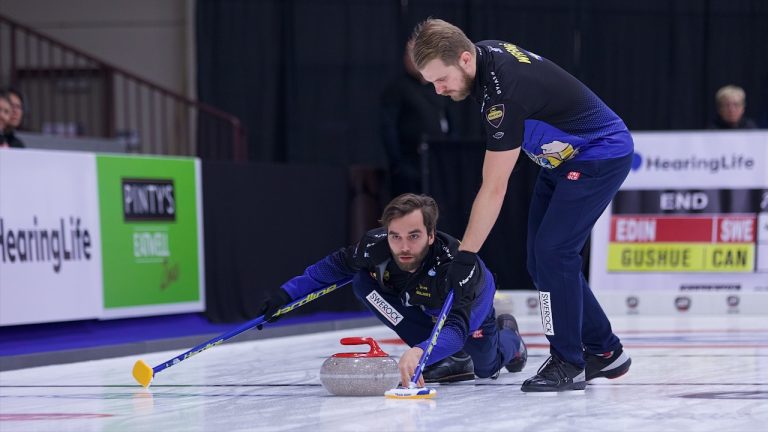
[153,278,353,374]
[409,290,454,386]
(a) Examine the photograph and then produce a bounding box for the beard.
[449,68,475,101]
[393,244,430,272]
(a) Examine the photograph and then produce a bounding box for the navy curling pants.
[527,153,633,368]
[351,272,520,378]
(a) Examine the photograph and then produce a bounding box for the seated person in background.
[0,93,13,148]
[708,85,758,129]
[0,87,25,148]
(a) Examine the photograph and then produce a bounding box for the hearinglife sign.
[0,149,104,325]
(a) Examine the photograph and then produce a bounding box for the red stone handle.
[332,337,389,357]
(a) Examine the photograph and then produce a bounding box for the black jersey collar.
[471,44,488,105]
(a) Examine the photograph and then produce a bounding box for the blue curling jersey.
[471,41,633,168]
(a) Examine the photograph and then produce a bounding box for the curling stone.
[320,337,400,396]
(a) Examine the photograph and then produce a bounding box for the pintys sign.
[97,155,203,317]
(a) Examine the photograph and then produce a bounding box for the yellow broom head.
[132,359,154,388]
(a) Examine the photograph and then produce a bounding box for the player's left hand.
[444,250,479,307]
[255,288,292,330]
[398,347,425,387]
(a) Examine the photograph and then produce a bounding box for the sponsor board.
[97,155,204,317]
[493,291,767,316]
[0,150,103,325]
[0,149,205,325]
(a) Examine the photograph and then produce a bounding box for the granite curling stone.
[320,337,400,396]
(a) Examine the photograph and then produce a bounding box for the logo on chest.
[414,284,431,298]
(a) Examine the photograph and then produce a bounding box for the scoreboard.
[607,189,766,272]
[589,131,768,314]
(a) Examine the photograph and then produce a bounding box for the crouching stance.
[257,193,527,384]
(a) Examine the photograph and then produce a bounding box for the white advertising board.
[0,149,103,325]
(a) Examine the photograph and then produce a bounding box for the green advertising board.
[96,155,202,312]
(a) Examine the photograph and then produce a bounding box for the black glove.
[444,251,479,308]
[351,230,391,268]
[256,288,292,330]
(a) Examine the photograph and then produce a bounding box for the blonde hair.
[715,85,746,107]
[410,18,474,70]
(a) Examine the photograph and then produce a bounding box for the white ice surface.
[1,315,767,432]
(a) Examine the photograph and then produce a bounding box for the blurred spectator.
[0,93,12,148]
[381,41,454,197]
[1,87,25,148]
[708,85,758,129]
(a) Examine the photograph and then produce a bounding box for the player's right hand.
[443,250,479,308]
[398,347,425,387]
[255,289,292,330]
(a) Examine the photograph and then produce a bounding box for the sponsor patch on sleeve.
[486,104,505,128]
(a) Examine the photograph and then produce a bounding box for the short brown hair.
[380,193,439,235]
[410,18,474,70]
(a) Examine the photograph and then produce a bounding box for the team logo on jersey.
[486,104,505,128]
[525,140,578,169]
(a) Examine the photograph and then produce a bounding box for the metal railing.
[0,13,247,160]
